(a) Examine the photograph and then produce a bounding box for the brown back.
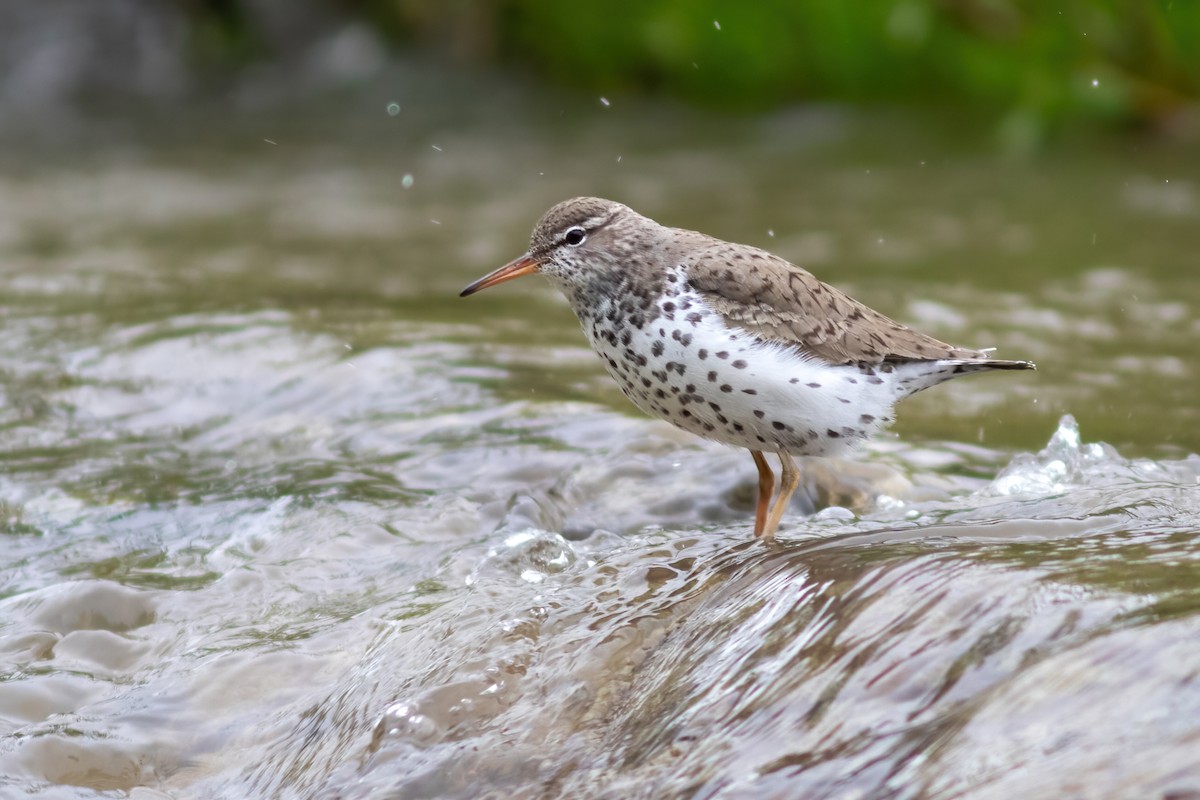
[685,241,984,366]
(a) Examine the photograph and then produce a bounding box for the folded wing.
[685,243,1029,369]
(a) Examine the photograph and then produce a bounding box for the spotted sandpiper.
[461,197,1034,539]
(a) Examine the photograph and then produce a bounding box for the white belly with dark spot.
[578,290,903,456]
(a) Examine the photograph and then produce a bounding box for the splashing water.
[188,417,1200,799]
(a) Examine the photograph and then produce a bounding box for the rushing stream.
[0,101,1198,799]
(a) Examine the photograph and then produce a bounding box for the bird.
[460,197,1034,539]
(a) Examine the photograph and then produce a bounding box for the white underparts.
[577,287,915,457]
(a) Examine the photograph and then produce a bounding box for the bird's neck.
[563,276,628,325]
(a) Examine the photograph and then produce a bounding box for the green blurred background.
[4,1,1199,148]
[198,0,1198,144]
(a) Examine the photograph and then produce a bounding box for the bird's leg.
[750,450,774,538]
[762,452,800,539]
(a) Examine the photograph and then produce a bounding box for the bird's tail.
[891,357,1035,397]
[967,359,1036,371]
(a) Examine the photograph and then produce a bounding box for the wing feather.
[685,242,988,365]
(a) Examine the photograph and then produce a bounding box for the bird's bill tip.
[459,254,540,297]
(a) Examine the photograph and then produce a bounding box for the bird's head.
[459,197,647,298]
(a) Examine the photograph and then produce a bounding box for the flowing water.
[1,97,1199,799]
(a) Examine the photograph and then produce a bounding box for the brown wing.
[684,241,985,365]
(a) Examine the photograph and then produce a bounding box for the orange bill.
[459,253,540,297]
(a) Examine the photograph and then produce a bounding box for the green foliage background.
[382,2,1196,115]
[193,0,1200,138]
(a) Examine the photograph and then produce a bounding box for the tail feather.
[891,357,1035,397]
[951,358,1036,371]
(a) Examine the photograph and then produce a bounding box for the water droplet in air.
[1092,79,1099,87]
[767,229,775,238]
[713,20,721,30]
[386,102,401,116]
[402,174,414,189]
[599,97,610,107]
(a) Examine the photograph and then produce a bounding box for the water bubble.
[599,97,610,107]
[816,506,856,521]
[386,102,401,116]
[401,174,414,189]
[379,702,441,746]
[472,529,576,586]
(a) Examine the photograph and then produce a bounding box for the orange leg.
[750,450,774,538]
[762,452,800,539]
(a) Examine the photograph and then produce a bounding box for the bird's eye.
[563,227,586,246]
